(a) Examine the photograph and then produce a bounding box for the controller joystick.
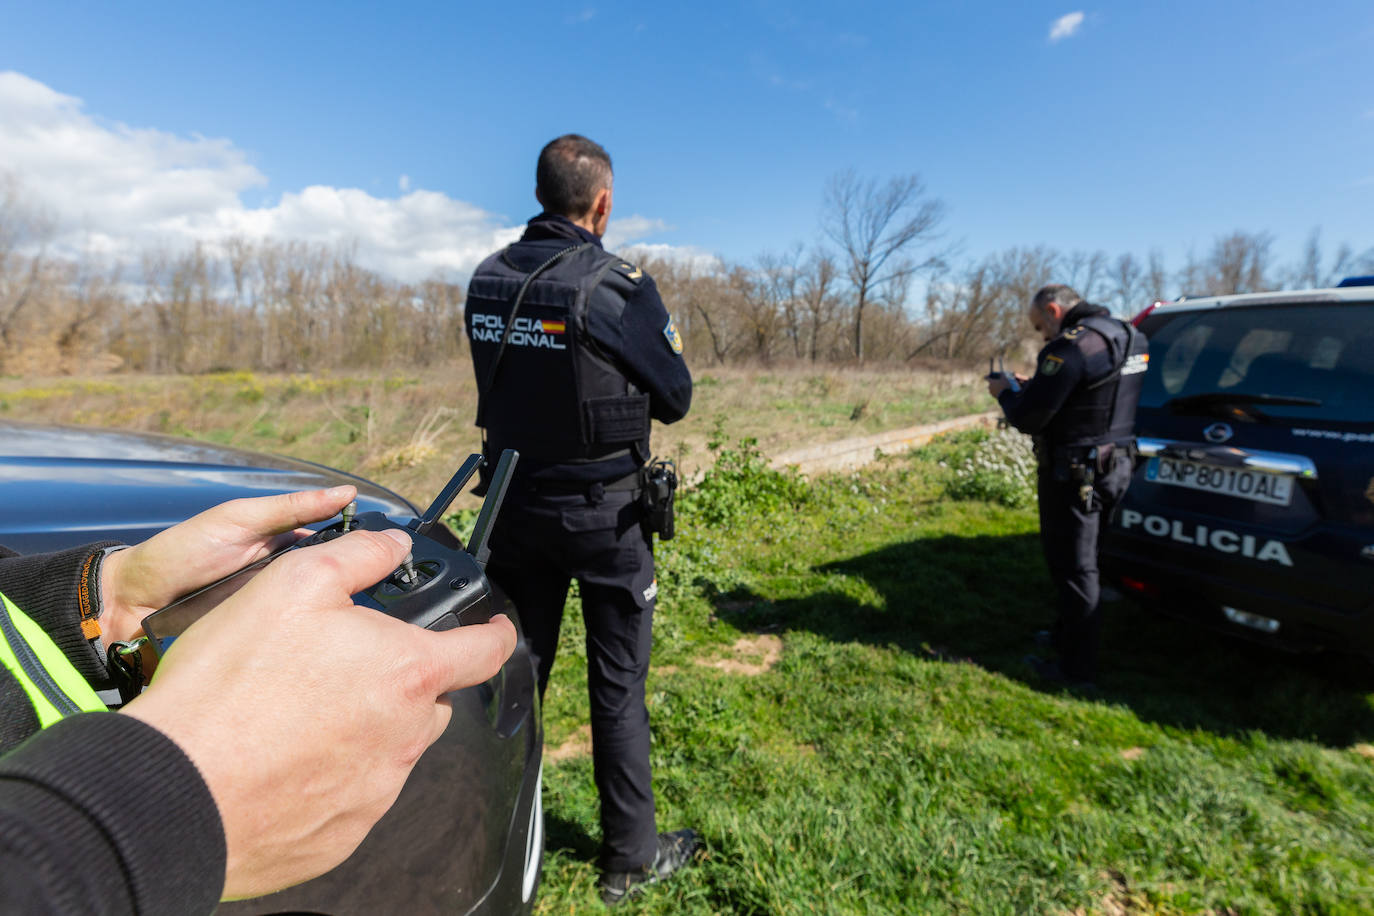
[398,552,419,588]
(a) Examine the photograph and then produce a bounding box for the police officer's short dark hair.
[1031,284,1082,312]
[537,135,613,218]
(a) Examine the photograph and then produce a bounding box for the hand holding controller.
[985,355,1021,393]
[143,449,520,654]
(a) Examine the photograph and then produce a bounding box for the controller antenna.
[341,501,357,532]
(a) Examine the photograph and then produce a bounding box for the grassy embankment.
[0,363,984,506]
[529,433,1374,914]
[4,368,1371,913]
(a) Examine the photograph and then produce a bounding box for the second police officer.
[987,284,1149,688]
[463,134,697,906]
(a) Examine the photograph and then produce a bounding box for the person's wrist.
[97,545,150,645]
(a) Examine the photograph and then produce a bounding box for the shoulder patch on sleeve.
[663,318,684,355]
[613,261,644,283]
[1040,353,1065,376]
[1063,324,1085,340]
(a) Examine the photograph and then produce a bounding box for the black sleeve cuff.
[0,543,121,687]
[0,713,225,916]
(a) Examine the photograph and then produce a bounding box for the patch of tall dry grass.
[0,362,988,507]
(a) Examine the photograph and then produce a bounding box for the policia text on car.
[464,134,698,906]
[987,284,1149,687]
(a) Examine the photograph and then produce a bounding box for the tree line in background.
[1,171,1371,375]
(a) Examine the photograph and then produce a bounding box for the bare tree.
[645,256,739,366]
[1110,253,1144,315]
[1182,231,1273,296]
[416,274,466,365]
[1284,228,1374,290]
[18,155,1374,375]
[0,176,57,358]
[793,249,839,362]
[1061,250,1110,303]
[758,245,806,359]
[55,257,123,370]
[822,170,946,363]
[915,246,1061,361]
[924,260,1003,360]
[1144,249,1169,303]
[742,251,799,363]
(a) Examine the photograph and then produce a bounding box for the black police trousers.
[484,483,658,873]
[1036,448,1134,682]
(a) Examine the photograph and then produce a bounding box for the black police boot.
[599,828,701,907]
[1023,654,1097,692]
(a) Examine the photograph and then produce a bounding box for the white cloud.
[603,214,671,250]
[1048,11,1085,42]
[0,72,265,250]
[618,243,722,276]
[205,186,525,281]
[0,71,704,283]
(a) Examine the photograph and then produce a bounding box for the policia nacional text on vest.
[466,242,653,469]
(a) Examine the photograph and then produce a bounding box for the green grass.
[6,370,1369,910]
[532,433,1374,915]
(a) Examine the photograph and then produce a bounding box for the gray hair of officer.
[1031,284,1083,314]
[536,134,613,218]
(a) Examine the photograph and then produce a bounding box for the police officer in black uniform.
[464,134,696,905]
[987,284,1149,687]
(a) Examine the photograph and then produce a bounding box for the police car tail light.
[1130,302,1162,327]
[1119,575,1158,597]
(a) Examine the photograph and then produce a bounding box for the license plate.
[1146,457,1293,506]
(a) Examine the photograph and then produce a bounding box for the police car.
[1102,278,1374,656]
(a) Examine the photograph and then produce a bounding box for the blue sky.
[1,1,1371,284]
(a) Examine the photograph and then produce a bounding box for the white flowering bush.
[944,428,1036,507]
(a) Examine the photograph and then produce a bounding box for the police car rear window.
[1138,302,1374,424]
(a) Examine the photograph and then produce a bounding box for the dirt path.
[769,410,999,475]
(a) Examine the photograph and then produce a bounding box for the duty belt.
[1041,438,1137,468]
[530,470,643,496]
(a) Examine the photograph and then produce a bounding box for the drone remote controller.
[986,356,1021,393]
[142,449,519,656]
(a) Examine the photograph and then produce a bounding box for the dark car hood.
[0,421,421,554]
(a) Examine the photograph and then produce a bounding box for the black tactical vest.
[1045,313,1149,448]
[466,240,650,464]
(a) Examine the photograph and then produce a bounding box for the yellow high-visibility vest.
[1,590,107,726]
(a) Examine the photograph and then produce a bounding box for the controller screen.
[141,550,285,655]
